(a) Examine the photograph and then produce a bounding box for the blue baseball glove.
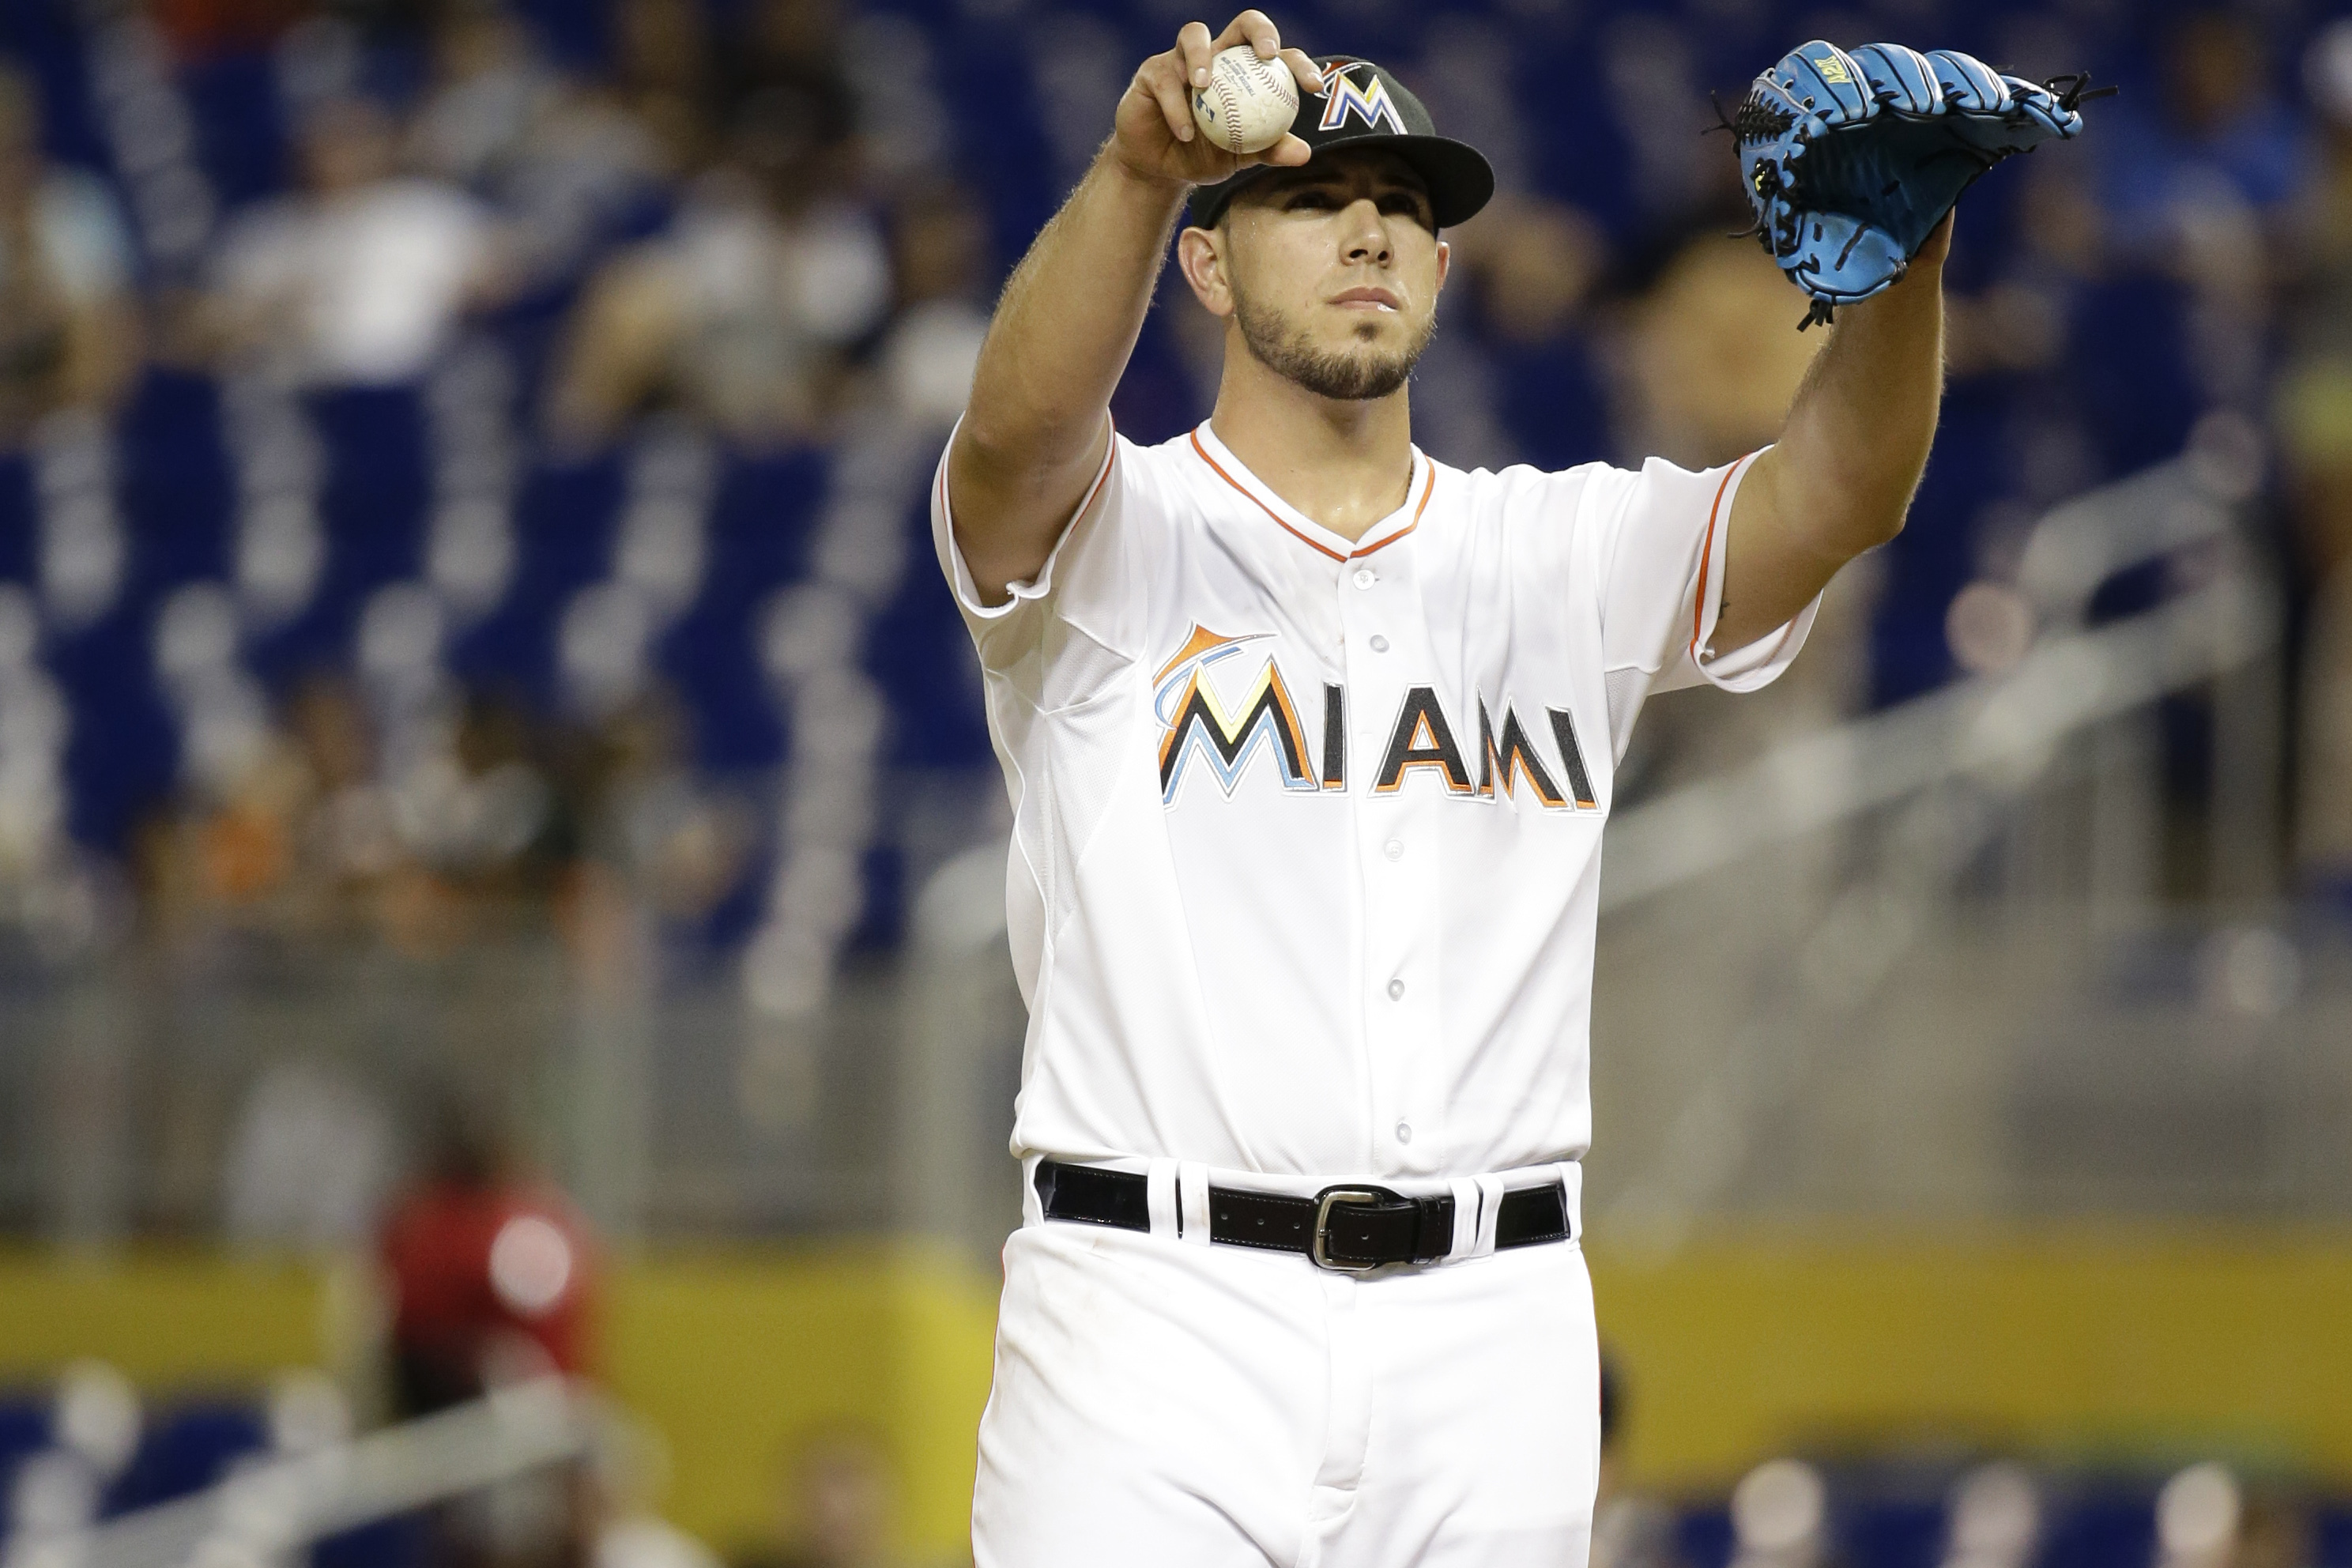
[1735,42,2109,328]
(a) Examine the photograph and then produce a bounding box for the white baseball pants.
[971,1204,1600,1567]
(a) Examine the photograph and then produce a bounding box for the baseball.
[1192,45,1301,156]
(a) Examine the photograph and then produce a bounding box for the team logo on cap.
[1317,63,1407,136]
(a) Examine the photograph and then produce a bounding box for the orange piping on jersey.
[1690,451,1759,664]
[1189,427,1434,564]
[942,419,1118,586]
[1070,435,1119,526]
[1190,429,1346,562]
[1349,464,1436,560]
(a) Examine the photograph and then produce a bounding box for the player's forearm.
[950,151,1186,592]
[968,151,1184,460]
[1769,251,1945,556]
[1720,248,1944,649]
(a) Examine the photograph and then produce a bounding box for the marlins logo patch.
[1153,626,1342,804]
[1317,64,1408,136]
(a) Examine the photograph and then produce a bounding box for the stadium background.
[2,0,2351,1563]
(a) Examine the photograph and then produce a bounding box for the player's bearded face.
[1231,279,1436,401]
[1220,159,1444,402]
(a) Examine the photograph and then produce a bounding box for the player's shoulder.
[1430,454,1634,529]
[1125,424,1204,466]
[1101,424,1200,498]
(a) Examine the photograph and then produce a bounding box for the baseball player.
[936,13,1946,1566]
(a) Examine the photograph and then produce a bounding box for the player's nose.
[1338,198,1393,265]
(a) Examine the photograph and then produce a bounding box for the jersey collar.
[1189,420,1434,565]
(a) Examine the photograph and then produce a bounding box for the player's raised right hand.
[1111,13,1322,189]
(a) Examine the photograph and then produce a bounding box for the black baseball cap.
[1185,55,1495,232]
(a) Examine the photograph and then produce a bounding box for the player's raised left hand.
[1111,12,1323,188]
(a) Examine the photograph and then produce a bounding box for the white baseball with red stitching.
[1191,45,1300,156]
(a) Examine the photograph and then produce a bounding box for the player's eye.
[1287,190,1337,210]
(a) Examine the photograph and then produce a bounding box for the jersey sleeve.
[1578,447,1821,756]
[1592,447,1818,684]
[930,421,1152,702]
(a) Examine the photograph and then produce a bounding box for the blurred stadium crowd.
[2,0,2351,987]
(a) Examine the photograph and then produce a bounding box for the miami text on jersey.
[1153,626,1598,811]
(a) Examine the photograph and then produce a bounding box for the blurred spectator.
[876,180,989,428]
[737,1427,904,1568]
[135,704,315,935]
[2105,12,2316,246]
[153,0,305,58]
[222,1054,398,1250]
[372,687,568,952]
[1942,163,2082,385]
[0,63,139,440]
[1450,194,1613,473]
[587,1422,724,1568]
[1611,224,1821,473]
[287,673,403,918]
[410,1,666,285]
[379,1091,595,1418]
[721,0,858,164]
[546,73,888,447]
[410,2,567,186]
[576,693,754,928]
[209,94,511,386]
[2101,12,2307,434]
[0,584,77,927]
[2278,21,2352,899]
[609,0,718,177]
[137,673,405,940]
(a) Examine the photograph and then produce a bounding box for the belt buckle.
[1310,1185,1397,1273]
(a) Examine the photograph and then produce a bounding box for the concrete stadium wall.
[2,1231,2348,1555]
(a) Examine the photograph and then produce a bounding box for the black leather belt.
[1035,1159,1573,1272]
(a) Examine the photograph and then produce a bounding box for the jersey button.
[1395,1121,1413,1145]
[1387,978,1405,1001]
[1369,635,1389,653]
[1383,839,1404,861]
[1352,567,1377,590]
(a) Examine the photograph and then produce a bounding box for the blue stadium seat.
[312,1510,432,1568]
[0,1393,53,1528]
[1677,1502,1736,1568]
[0,454,32,588]
[1841,1494,1950,1568]
[2320,1505,2352,1568]
[0,0,109,174]
[245,386,429,684]
[449,450,625,708]
[179,47,286,213]
[2035,1485,2156,1568]
[658,444,829,775]
[104,1400,268,1515]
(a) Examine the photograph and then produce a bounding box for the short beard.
[1233,293,1435,402]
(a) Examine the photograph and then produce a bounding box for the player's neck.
[1207,356,1416,545]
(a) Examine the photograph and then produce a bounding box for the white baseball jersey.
[933,419,1816,1183]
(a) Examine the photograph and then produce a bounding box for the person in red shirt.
[379,1097,596,1418]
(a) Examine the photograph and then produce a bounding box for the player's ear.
[1434,238,1450,294]
[1176,224,1236,319]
